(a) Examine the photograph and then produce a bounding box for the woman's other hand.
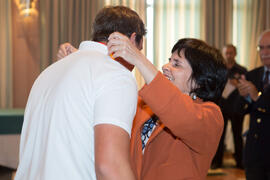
[57,43,78,60]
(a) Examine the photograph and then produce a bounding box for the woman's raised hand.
[108,32,158,84]
[107,32,144,66]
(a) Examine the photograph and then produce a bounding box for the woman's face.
[162,50,194,95]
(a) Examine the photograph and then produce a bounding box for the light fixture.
[19,0,36,17]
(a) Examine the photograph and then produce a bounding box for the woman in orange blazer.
[108,33,228,180]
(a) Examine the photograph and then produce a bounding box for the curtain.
[201,0,233,50]
[232,0,270,70]
[39,0,104,70]
[153,0,201,70]
[39,0,146,88]
[0,0,13,108]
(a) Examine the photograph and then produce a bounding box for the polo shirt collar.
[79,41,108,55]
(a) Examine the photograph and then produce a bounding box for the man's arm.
[94,124,135,180]
[93,73,137,180]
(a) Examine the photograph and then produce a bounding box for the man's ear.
[129,32,137,46]
[130,32,143,50]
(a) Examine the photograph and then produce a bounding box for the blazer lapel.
[146,121,164,147]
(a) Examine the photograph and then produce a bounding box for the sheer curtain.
[151,0,235,69]
[0,0,13,108]
[152,0,201,70]
[151,0,270,70]
[232,0,270,70]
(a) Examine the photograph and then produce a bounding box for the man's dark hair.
[172,38,228,103]
[92,6,146,45]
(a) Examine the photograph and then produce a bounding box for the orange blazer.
[130,72,224,180]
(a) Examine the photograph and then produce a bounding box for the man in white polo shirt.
[15,6,146,180]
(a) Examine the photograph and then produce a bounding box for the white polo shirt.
[15,41,138,180]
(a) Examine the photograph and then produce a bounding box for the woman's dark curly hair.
[172,38,228,103]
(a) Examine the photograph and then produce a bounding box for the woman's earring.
[192,94,197,100]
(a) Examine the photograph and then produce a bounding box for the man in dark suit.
[238,30,270,180]
[212,44,247,169]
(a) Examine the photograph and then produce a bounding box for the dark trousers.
[212,112,244,168]
[246,167,270,180]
